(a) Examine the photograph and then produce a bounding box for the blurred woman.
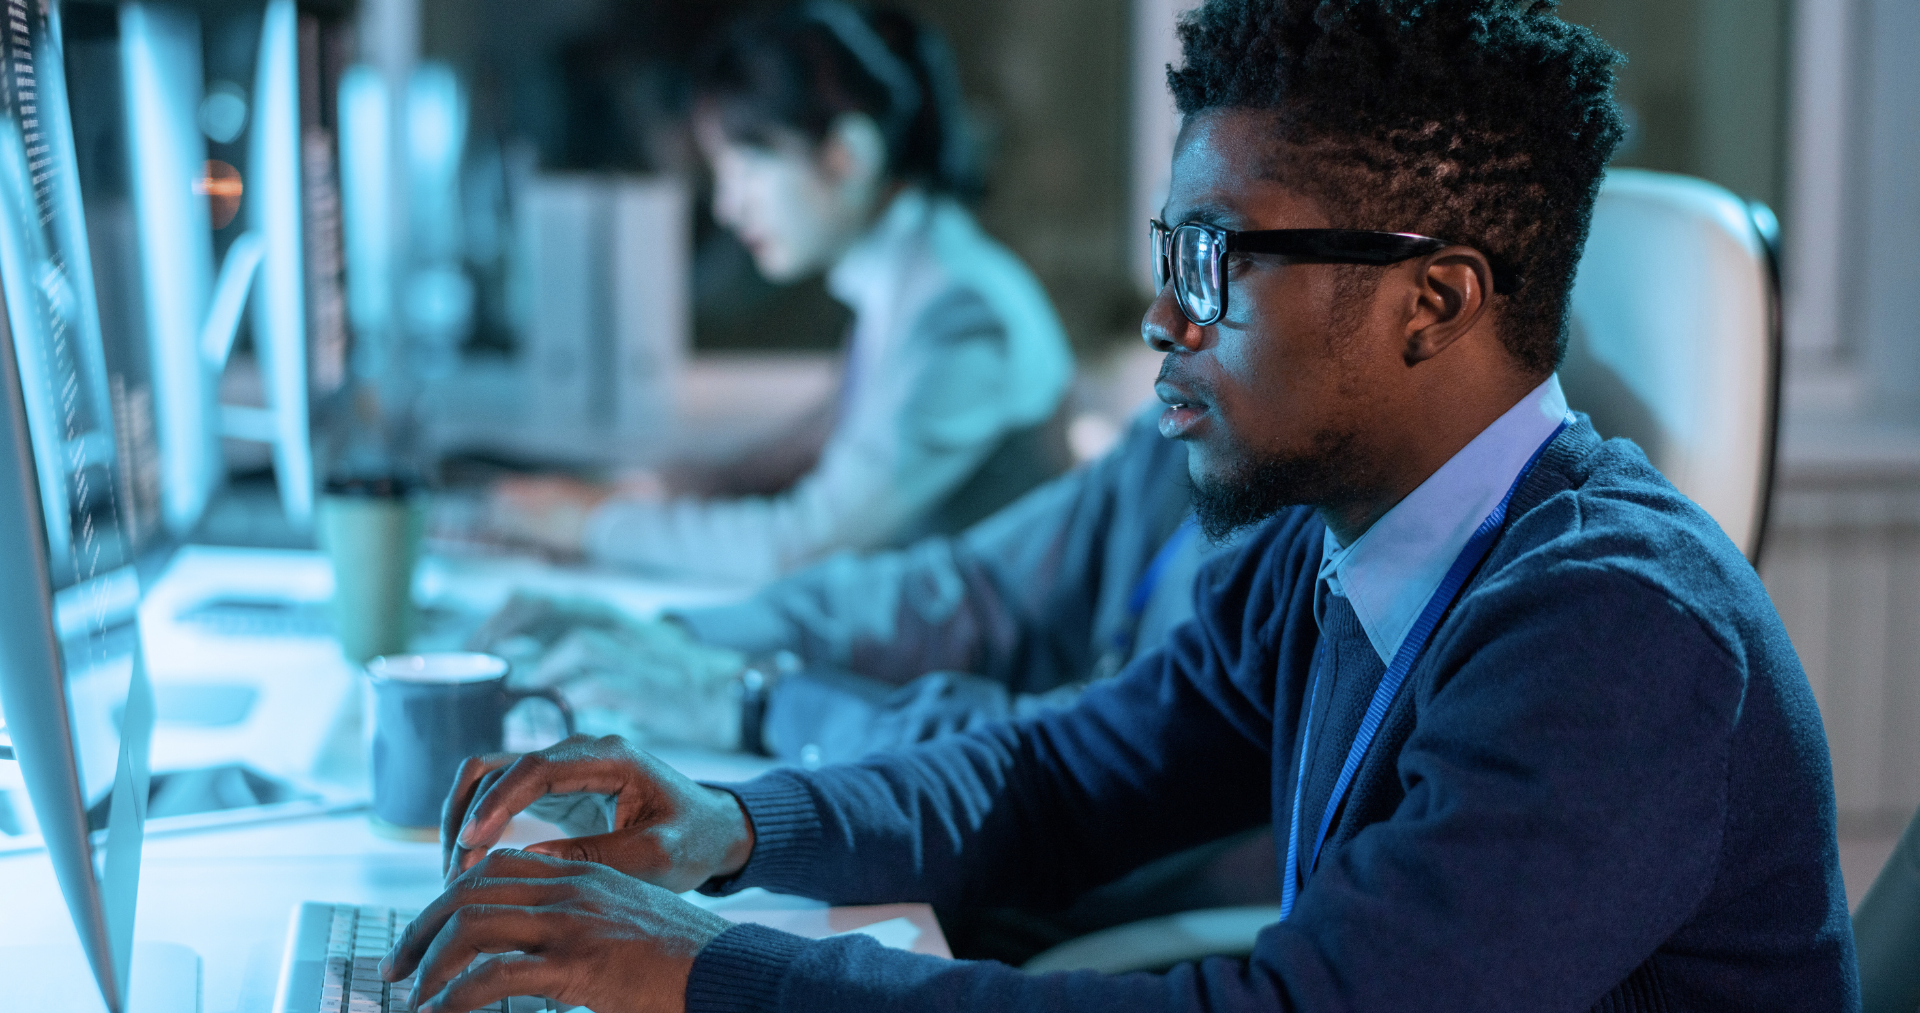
[490,2,1074,584]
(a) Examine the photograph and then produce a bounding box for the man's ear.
[819,112,889,193]
[1403,248,1497,366]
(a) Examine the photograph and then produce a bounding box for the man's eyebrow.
[1159,201,1241,229]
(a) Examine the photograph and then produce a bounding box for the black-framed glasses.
[1149,219,1524,326]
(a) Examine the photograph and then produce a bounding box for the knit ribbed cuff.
[685,922,811,1013]
[701,772,823,896]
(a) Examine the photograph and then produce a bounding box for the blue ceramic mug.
[365,652,576,839]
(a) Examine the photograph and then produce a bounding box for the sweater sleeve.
[586,289,1063,585]
[687,551,1750,1013]
[701,514,1298,915]
[669,414,1174,691]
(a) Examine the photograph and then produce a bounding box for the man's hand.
[441,735,755,891]
[381,849,732,1013]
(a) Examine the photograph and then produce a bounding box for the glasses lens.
[1173,225,1223,323]
[1150,222,1170,292]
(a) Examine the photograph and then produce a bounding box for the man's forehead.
[1163,108,1325,229]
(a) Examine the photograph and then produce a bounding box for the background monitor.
[119,0,313,538]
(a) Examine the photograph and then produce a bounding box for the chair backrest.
[1561,169,1782,563]
[1855,806,1920,1013]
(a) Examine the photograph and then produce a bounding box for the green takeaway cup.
[317,475,426,665]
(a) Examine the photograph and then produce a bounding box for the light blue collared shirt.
[1319,375,1573,665]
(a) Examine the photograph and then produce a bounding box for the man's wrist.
[708,785,756,882]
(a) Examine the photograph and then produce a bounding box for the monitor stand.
[0,941,200,1012]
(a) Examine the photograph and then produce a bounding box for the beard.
[1189,428,1360,543]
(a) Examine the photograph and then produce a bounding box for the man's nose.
[1142,284,1201,353]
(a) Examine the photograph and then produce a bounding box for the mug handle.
[507,686,577,738]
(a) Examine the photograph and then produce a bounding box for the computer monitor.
[0,8,163,1012]
[0,5,205,1009]
[119,0,314,536]
[0,294,188,1013]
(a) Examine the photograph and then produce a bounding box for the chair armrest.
[1021,905,1281,975]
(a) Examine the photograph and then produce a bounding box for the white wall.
[1771,0,1920,822]
[1130,0,1192,298]
[1784,0,1920,416]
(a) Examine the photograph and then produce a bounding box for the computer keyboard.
[175,597,335,638]
[273,901,555,1013]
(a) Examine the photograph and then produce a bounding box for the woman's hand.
[485,476,618,555]
[440,735,756,893]
[383,849,733,1013]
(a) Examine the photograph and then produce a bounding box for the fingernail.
[377,956,390,978]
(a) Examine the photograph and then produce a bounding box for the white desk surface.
[133,546,753,779]
[0,547,947,1012]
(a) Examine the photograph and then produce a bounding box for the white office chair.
[1855,805,1920,1013]
[1023,170,1785,975]
[1560,168,1783,563]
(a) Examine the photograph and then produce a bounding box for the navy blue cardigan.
[689,419,1859,1012]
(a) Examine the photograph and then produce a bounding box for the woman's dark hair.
[692,3,980,199]
[1168,0,1627,377]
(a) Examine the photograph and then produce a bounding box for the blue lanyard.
[1278,420,1568,919]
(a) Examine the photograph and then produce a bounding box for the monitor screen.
[0,3,158,1004]
[0,2,158,595]
[0,0,158,808]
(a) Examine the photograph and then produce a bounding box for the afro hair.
[1167,0,1627,375]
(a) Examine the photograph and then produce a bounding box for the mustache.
[1155,357,1215,406]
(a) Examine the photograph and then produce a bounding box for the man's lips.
[1155,380,1210,439]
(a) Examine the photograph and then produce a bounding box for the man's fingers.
[522,830,670,882]
[382,856,580,980]
[441,754,517,879]
[418,952,546,1013]
[446,767,515,883]
[458,744,658,853]
[410,905,552,1010]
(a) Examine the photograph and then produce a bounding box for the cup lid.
[367,652,509,684]
[323,472,427,502]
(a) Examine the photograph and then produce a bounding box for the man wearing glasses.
[383,2,1856,1011]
